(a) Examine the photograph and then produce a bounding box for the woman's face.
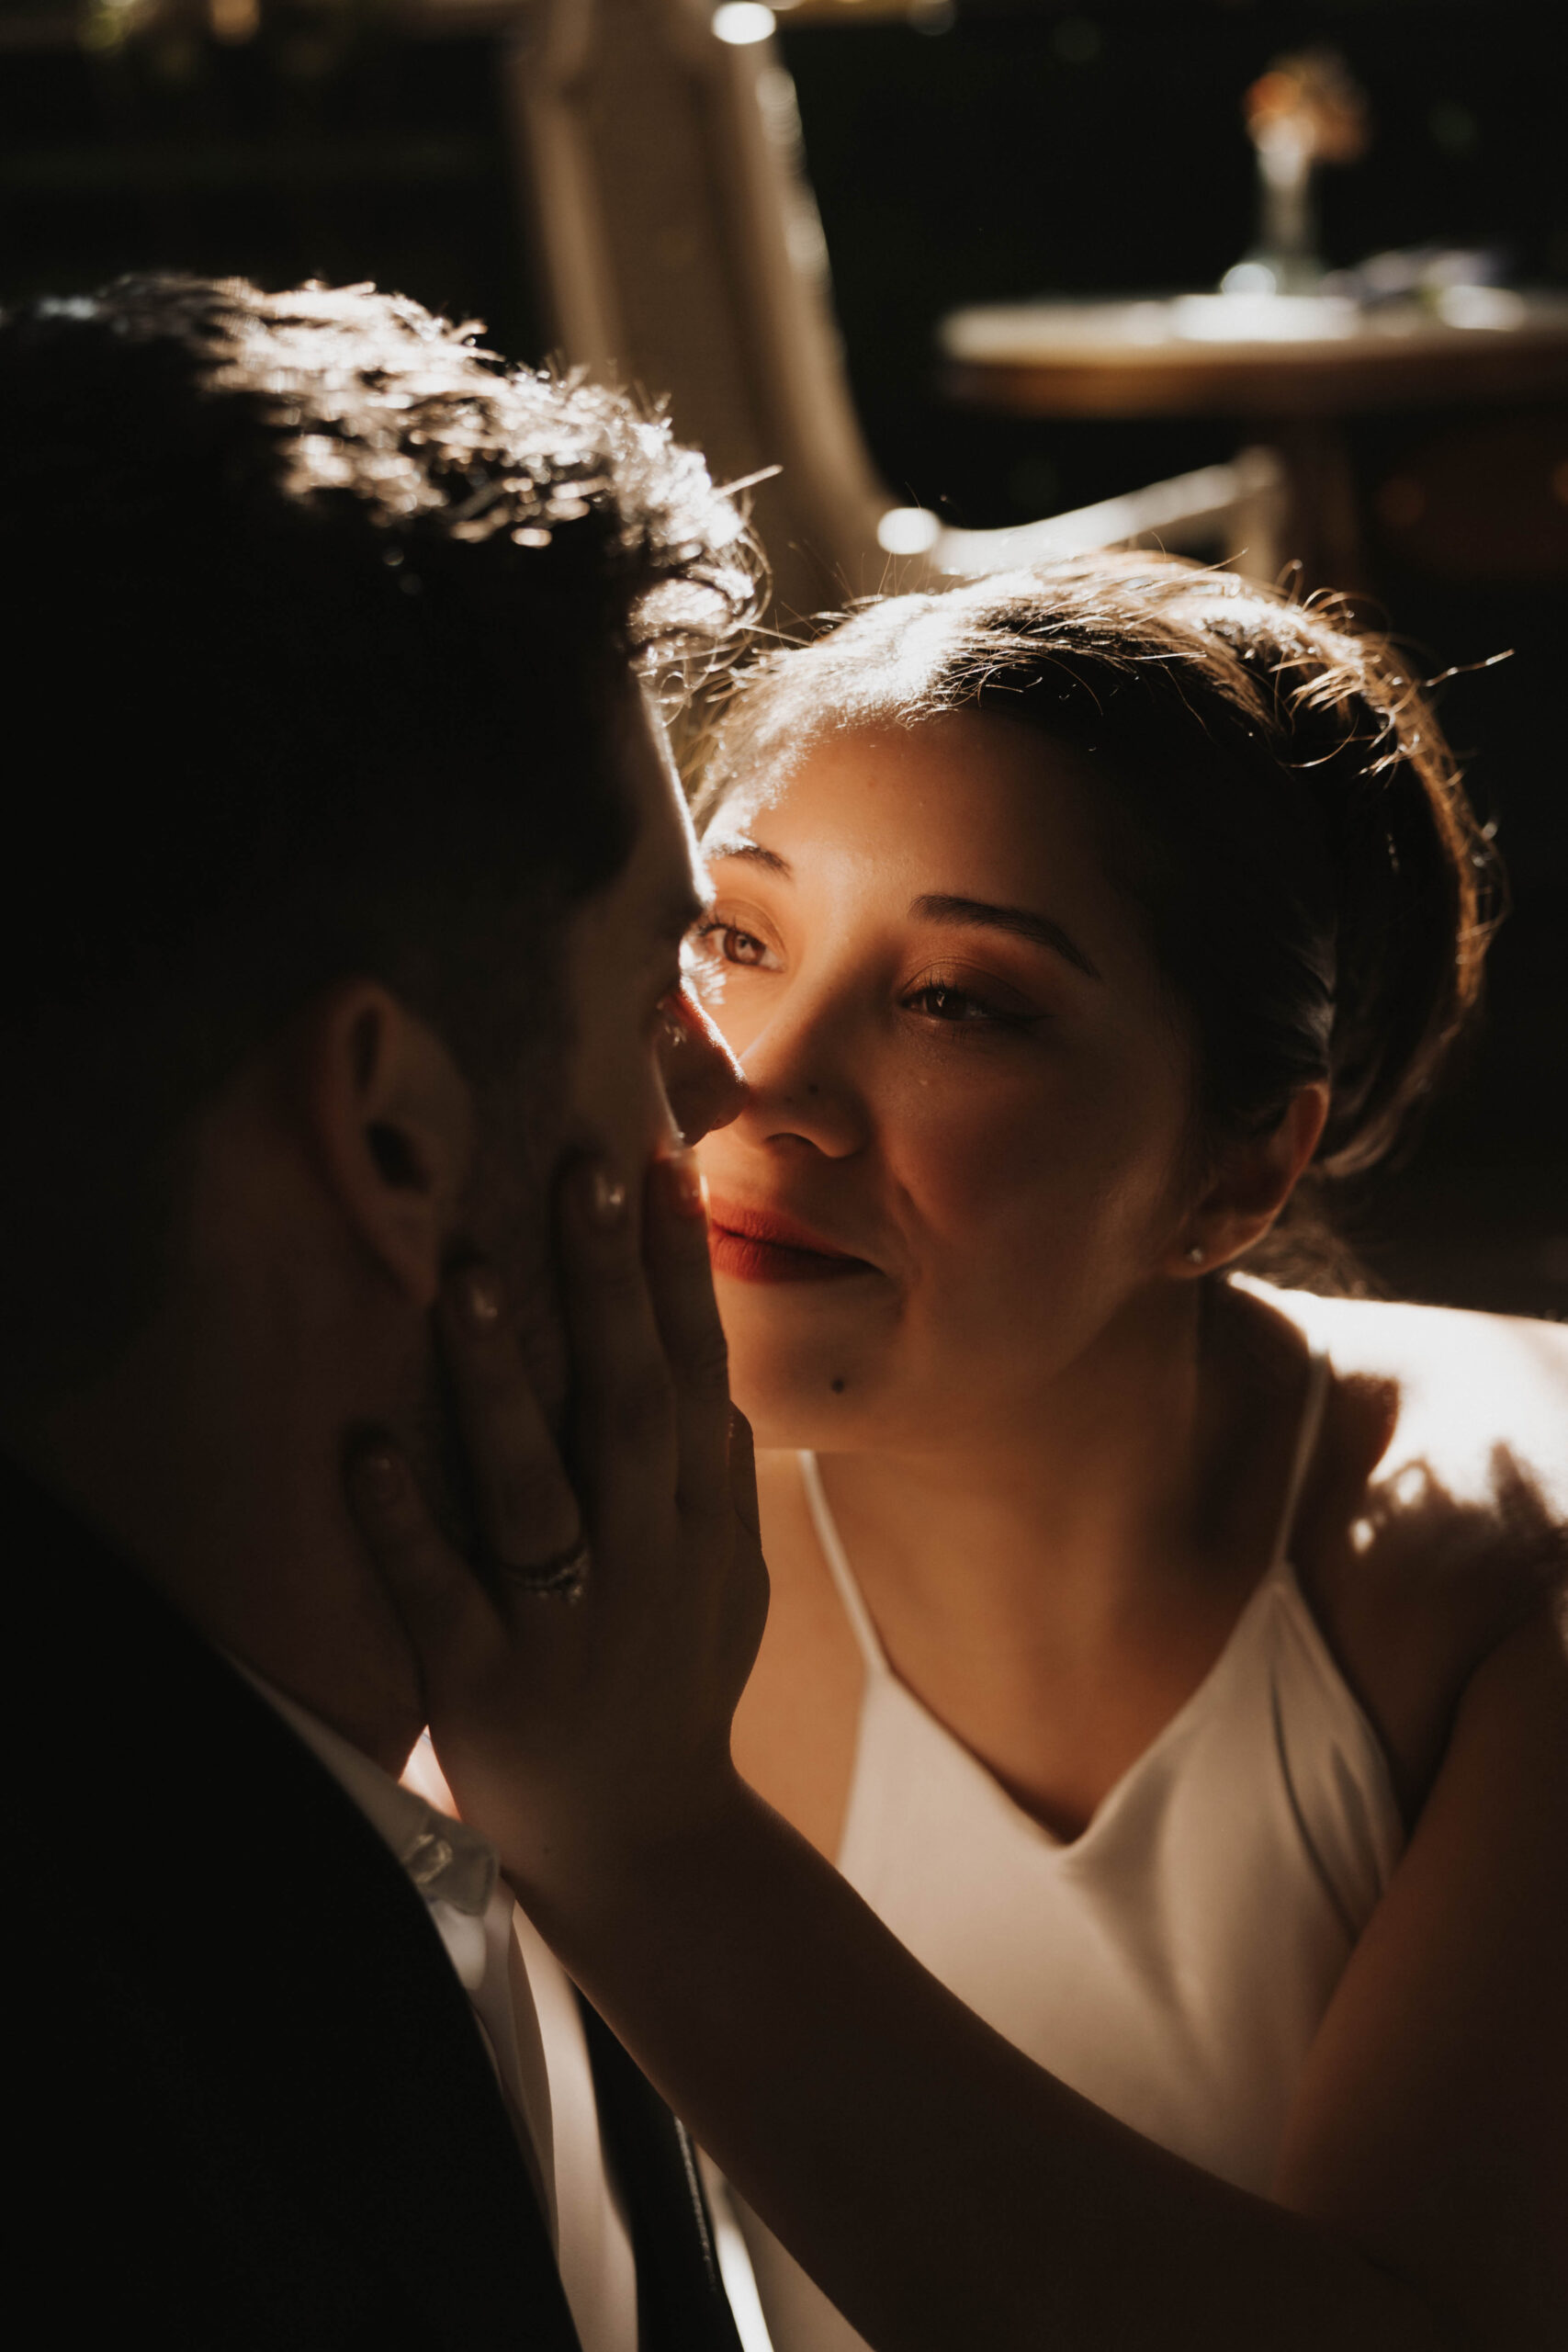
[691,710,1201,1453]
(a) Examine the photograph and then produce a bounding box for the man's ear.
[300,982,473,1308]
[1174,1082,1330,1278]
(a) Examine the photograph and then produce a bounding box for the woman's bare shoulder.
[1240,1280,1568,1512]
[1237,1282,1568,1815]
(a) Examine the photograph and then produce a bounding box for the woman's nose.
[735,994,867,1159]
[660,985,748,1145]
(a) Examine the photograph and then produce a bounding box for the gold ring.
[497,1533,591,1604]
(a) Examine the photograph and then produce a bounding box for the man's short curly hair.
[0,274,761,1377]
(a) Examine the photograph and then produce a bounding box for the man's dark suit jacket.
[10,1455,744,2351]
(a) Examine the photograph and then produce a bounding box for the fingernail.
[581,1159,628,1228]
[460,1265,503,1327]
[354,1445,406,1509]
[660,1147,708,1221]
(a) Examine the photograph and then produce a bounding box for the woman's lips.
[706,1200,877,1286]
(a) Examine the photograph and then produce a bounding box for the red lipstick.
[706,1200,876,1286]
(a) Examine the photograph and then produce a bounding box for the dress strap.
[1269,1350,1332,1571]
[797,1451,890,1679]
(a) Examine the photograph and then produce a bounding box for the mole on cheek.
[830,1376,846,1394]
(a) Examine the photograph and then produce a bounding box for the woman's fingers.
[643,1148,733,1517]
[728,1401,763,1547]
[365,1138,739,1689]
[344,1432,498,1688]
[344,1187,760,1902]
[724,1402,772,1678]
[435,1261,582,1574]
[558,1155,679,1554]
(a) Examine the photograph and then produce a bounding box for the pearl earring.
[1185,1245,1205,1265]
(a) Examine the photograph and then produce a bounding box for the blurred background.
[3,0,1563,1314]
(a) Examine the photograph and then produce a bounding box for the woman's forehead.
[719,711,1105,871]
[707,713,1172,1007]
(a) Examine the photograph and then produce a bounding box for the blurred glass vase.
[1223,50,1370,300]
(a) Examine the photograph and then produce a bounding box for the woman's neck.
[812,1280,1305,1667]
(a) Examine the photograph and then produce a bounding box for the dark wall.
[0,22,542,359]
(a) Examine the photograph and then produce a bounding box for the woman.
[355,556,1566,2352]
[684,557,1565,2344]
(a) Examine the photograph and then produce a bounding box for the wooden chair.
[496,0,1285,620]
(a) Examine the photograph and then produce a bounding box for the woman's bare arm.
[524,1627,1562,2352]
[351,1154,1561,2352]
[1277,1600,1568,2343]
[546,1778,1473,2351]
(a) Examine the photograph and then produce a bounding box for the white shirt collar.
[230,1660,498,1917]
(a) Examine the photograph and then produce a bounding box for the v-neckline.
[805,1351,1331,1860]
[852,1555,1293,1859]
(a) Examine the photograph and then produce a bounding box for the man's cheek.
[613,1043,679,1168]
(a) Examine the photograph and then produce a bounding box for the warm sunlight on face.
[691,712,1201,1453]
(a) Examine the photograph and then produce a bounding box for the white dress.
[723,1351,1406,2352]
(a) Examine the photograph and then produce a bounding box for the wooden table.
[939,288,1568,585]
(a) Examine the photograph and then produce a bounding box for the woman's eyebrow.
[704,835,792,877]
[911,893,1103,982]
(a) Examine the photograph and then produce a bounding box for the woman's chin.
[749,1409,879,1459]
[722,1335,885,1453]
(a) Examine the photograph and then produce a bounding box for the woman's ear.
[301,982,474,1307]
[1175,1082,1330,1277]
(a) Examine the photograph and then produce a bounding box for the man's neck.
[4,1303,427,1778]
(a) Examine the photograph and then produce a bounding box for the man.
[4,275,758,2348]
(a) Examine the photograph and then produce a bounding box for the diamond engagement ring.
[498,1533,592,1604]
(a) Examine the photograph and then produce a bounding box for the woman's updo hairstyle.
[696,552,1500,1288]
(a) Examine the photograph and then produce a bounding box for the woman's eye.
[903,974,1040,1031]
[908,984,993,1023]
[688,918,778,973]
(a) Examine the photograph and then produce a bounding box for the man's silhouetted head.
[0,276,758,1389]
